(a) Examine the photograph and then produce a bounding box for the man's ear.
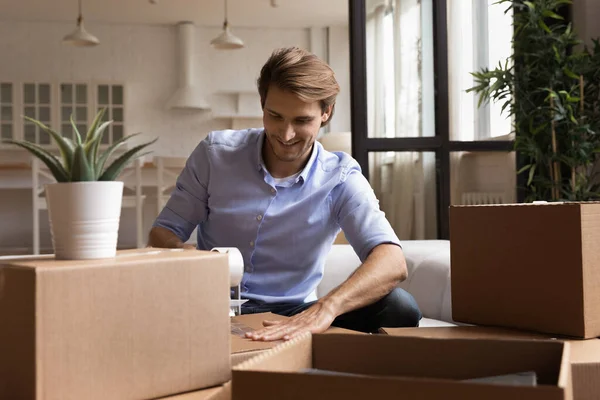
[321,105,333,123]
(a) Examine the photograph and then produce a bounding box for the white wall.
[328,25,351,133]
[0,20,351,253]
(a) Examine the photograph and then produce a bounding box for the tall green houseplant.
[468,0,600,202]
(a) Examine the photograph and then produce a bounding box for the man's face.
[263,84,330,163]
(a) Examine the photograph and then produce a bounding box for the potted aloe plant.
[2,108,156,260]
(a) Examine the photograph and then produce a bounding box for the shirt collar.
[256,130,320,184]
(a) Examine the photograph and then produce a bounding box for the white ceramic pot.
[45,181,124,260]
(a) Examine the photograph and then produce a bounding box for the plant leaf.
[528,164,537,186]
[71,144,95,182]
[542,10,563,20]
[23,116,75,171]
[85,120,112,161]
[84,108,107,146]
[70,114,83,145]
[563,67,580,80]
[517,164,532,175]
[2,139,70,182]
[538,20,552,34]
[99,138,158,181]
[95,132,144,179]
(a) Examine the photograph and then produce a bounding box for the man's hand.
[245,302,337,342]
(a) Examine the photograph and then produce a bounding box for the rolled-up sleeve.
[152,138,211,242]
[332,164,401,262]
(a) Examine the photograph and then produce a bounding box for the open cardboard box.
[382,326,600,400]
[232,333,572,400]
[0,248,231,400]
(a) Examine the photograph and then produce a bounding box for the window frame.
[0,81,126,150]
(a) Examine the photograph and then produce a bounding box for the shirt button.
[270,188,276,194]
[256,215,263,221]
[249,241,254,247]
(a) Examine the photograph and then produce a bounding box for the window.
[0,83,13,140]
[97,84,125,144]
[0,81,125,148]
[383,11,395,139]
[23,83,51,145]
[60,83,89,142]
[448,0,513,140]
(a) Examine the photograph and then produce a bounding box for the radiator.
[461,192,507,205]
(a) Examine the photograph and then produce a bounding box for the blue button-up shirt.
[153,129,400,304]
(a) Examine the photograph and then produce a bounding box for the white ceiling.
[0,0,349,28]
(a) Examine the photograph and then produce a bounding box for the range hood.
[167,21,210,110]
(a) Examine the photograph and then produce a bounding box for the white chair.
[154,156,187,217]
[153,155,198,246]
[31,157,146,254]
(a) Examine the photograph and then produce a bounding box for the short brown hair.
[257,47,340,126]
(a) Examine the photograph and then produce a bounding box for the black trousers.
[241,288,422,333]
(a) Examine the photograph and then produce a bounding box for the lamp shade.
[210,24,244,50]
[62,22,100,47]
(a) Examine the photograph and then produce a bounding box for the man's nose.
[281,123,295,142]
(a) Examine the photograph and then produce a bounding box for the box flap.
[231,313,287,354]
[381,326,552,340]
[310,334,566,385]
[569,339,600,365]
[156,383,230,400]
[230,313,364,356]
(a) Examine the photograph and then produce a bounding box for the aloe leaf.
[70,114,83,145]
[23,116,75,171]
[84,108,107,146]
[85,120,112,163]
[3,139,70,182]
[71,144,95,182]
[99,139,158,181]
[95,132,144,179]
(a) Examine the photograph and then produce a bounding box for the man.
[149,47,421,341]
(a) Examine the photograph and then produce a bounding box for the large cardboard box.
[232,333,572,400]
[450,202,600,338]
[0,248,231,400]
[230,312,360,366]
[381,326,600,400]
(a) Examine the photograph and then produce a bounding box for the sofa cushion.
[318,240,454,324]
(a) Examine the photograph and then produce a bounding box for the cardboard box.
[230,312,360,366]
[232,333,572,400]
[0,248,231,400]
[381,326,600,400]
[156,383,231,400]
[450,202,600,338]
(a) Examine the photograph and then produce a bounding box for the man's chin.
[273,152,300,162]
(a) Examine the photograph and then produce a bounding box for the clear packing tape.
[210,247,244,287]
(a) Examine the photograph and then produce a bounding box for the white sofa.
[318,240,457,327]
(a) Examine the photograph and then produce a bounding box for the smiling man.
[149,47,421,340]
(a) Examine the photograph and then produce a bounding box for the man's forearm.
[147,226,195,249]
[319,244,407,317]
